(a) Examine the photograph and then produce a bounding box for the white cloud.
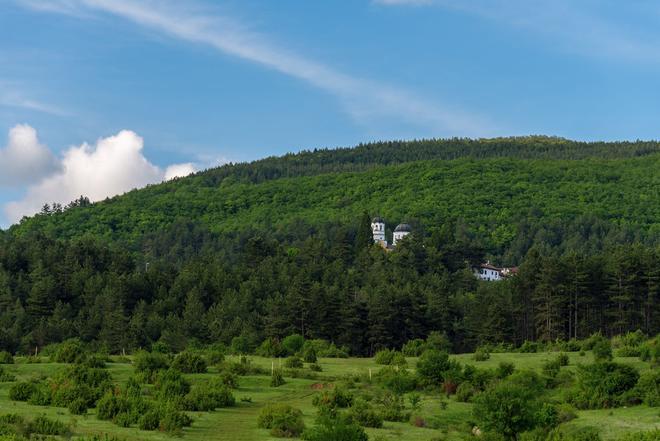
[164,162,195,180]
[4,126,196,224]
[16,0,493,136]
[0,124,60,187]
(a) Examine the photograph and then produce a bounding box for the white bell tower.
[371,216,386,246]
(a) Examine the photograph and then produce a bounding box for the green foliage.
[592,338,613,362]
[282,334,305,355]
[271,369,286,387]
[0,352,13,364]
[495,362,516,379]
[52,338,86,363]
[171,351,207,373]
[0,367,15,382]
[347,398,383,428]
[401,339,427,357]
[616,430,660,441]
[570,362,640,409]
[633,370,660,407]
[257,404,305,438]
[374,349,407,366]
[474,347,491,361]
[416,350,455,386]
[25,415,71,437]
[473,380,540,440]
[183,380,236,411]
[302,417,368,441]
[284,356,303,369]
[375,367,417,394]
[8,381,37,402]
[133,351,169,380]
[155,368,191,401]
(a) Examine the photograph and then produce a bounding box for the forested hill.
[6,136,660,260]
[1,136,660,356]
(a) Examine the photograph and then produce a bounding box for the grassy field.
[0,352,657,441]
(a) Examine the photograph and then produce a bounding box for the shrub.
[376,367,416,394]
[171,351,207,373]
[309,363,322,372]
[519,340,539,353]
[133,351,169,379]
[474,347,491,361]
[257,338,285,358]
[137,410,161,431]
[258,404,305,437]
[347,398,383,428]
[52,338,86,363]
[473,381,540,439]
[535,403,559,429]
[496,362,515,379]
[25,415,71,437]
[68,397,89,415]
[591,337,613,362]
[377,391,409,422]
[633,370,660,407]
[284,356,303,369]
[8,381,37,401]
[617,430,660,441]
[302,346,318,363]
[0,352,13,364]
[402,339,427,357]
[282,334,305,355]
[543,359,562,379]
[230,335,252,355]
[543,426,602,441]
[374,349,395,365]
[570,362,640,409]
[183,378,235,411]
[302,417,368,441]
[218,370,239,389]
[155,369,191,401]
[271,369,286,387]
[416,349,456,386]
[426,331,452,353]
[205,350,225,365]
[0,367,15,382]
[159,405,193,434]
[455,382,477,402]
[557,353,570,366]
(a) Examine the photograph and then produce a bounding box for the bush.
[230,335,252,355]
[591,337,613,362]
[376,367,416,394]
[543,359,562,379]
[455,382,477,402]
[496,362,515,379]
[133,351,169,379]
[159,405,193,434]
[205,350,225,365]
[402,339,427,357]
[347,398,383,428]
[8,382,37,401]
[474,347,491,361]
[570,361,640,409]
[302,346,318,363]
[52,338,86,363]
[25,415,71,437]
[302,417,368,441]
[0,367,15,382]
[473,381,540,439]
[416,349,456,386]
[138,410,161,431]
[426,331,452,353]
[284,356,303,369]
[634,370,660,407]
[171,351,207,373]
[183,382,235,411]
[218,370,239,389]
[155,368,191,401]
[271,369,286,387]
[543,426,602,441]
[282,334,305,355]
[68,397,89,415]
[0,352,13,364]
[258,404,305,437]
[374,349,394,365]
[309,363,322,372]
[617,430,660,441]
[557,353,569,366]
[257,338,285,358]
[519,340,540,353]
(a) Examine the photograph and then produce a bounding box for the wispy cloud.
[374,0,660,65]
[0,81,69,116]
[16,0,493,136]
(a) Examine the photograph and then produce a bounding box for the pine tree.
[355,211,373,251]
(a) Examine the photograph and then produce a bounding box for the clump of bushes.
[302,417,368,441]
[415,349,461,386]
[258,404,305,437]
[347,398,383,428]
[284,356,303,369]
[133,351,169,382]
[183,379,236,411]
[312,387,354,417]
[375,367,417,394]
[569,361,640,409]
[633,370,660,407]
[51,338,86,363]
[282,334,305,356]
[171,351,207,373]
[271,369,286,387]
[374,349,407,366]
[0,366,15,382]
[496,361,515,379]
[591,337,613,362]
[473,347,491,361]
[0,352,14,364]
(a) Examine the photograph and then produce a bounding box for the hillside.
[7,137,660,259]
[0,137,659,358]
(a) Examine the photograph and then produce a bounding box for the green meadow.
[0,351,657,441]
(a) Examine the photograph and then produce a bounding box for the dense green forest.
[1,136,659,355]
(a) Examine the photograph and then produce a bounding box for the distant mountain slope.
[8,137,660,256]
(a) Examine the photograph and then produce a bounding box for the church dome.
[372,216,385,224]
[394,223,412,233]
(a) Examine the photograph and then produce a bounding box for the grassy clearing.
[0,351,656,440]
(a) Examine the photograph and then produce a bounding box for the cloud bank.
[0,124,60,187]
[3,125,196,224]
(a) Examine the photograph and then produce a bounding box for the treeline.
[0,216,657,356]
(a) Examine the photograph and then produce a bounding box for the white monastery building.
[371,217,411,249]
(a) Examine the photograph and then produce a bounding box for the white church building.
[371,216,412,249]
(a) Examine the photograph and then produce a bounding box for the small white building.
[474,262,518,281]
[370,217,412,249]
[393,223,412,246]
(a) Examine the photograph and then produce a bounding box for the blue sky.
[1,0,660,226]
